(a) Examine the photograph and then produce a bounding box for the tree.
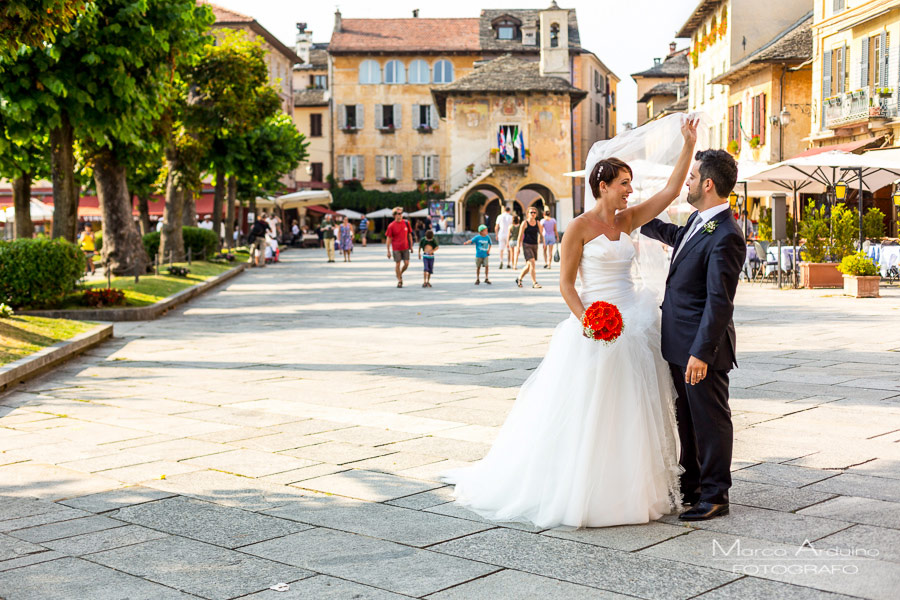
[121,141,165,236]
[0,121,50,238]
[0,1,85,58]
[191,31,280,248]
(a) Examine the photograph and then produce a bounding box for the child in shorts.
[464,224,492,285]
[418,229,439,288]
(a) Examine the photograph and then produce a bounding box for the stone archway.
[517,184,556,218]
[462,184,504,232]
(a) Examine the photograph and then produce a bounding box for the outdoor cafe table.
[866,244,900,277]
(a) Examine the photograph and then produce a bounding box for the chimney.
[669,41,677,55]
[334,9,342,33]
[412,9,419,17]
[653,58,661,66]
[295,24,312,65]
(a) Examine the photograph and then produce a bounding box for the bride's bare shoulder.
[564,216,589,244]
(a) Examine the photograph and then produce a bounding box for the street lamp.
[893,185,900,207]
[728,191,738,209]
[779,108,791,126]
[834,180,848,201]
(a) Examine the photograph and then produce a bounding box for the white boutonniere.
[701,221,718,234]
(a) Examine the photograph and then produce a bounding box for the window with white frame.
[339,155,363,180]
[341,104,363,130]
[409,59,430,84]
[384,60,406,84]
[413,155,439,180]
[376,104,400,130]
[358,60,381,84]
[433,60,454,84]
[413,104,437,130]
[377,155,402,180]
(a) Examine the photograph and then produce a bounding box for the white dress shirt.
[673,202,731,260]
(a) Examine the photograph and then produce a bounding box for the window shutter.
[881,31,889,87]
[431,155,440,180]
[394,155,403,180]
[737,103,742,141]
[411,104,420,128]
[357,155,365,180]
[823,48,833,99]
[412,155,421,180]
[728,106,735,142]
[356,104,364,129]
[861,37,870,88]
[338,105,347,129]
[375,155,384,180]
[431,105,439,129]
[337,156,345,180]
[375,105,383,129]
[393,104,402,129]
[760,94,766,146]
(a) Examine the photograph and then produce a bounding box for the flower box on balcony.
[377,126,396,133]
[379,177,397,184]
[340,127,359,134]
[416,125,433,134]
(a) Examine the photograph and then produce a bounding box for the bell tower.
[539,1,569,79]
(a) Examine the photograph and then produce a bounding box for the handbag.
[553,248,560,262]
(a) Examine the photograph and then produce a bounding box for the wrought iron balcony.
[824,88,897,129]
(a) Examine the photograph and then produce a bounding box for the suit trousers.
[324,238,335,261]
[669,363,733,504]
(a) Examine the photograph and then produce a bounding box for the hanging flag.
[504,126,514,162]
[512,126,521,152]
[517,129,525,157]
[498,128,507,159]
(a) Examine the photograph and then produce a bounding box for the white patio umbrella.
[0,198,54,223]
[336,208,363,220]
[408,208,429,218]
[275,189,332,211]
[365,208,396,219]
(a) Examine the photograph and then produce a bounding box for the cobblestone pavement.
[1,244,899,600]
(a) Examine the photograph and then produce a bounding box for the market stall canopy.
[0,198,54,223]
[408,208,430,218]
[274,189,332,211]
[365,208,397,219]
[336,208,363,220]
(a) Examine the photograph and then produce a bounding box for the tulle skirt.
[442,287,682,529]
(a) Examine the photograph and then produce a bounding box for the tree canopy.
[0,1,86,58]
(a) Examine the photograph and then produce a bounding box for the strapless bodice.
[578,232,636,305]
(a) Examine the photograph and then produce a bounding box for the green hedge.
[99,227,217,261]
[331,186,446,212]
[0,238,85,308]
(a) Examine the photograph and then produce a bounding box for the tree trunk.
[136,194,151,236]
[159,155,185,263]
[225,175,237,249]
[213,169,225,248]
[182,190,197,227]
[12,173,34,239]
[94,151,149,276]
[50,112,78,242]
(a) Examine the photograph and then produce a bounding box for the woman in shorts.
[515,207,544,288]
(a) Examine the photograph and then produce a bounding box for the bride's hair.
[589,158,633,199]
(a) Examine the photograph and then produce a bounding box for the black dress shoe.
[681,494,700,507]
[679,502,729,521]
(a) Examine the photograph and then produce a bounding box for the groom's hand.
[685,356,708,386]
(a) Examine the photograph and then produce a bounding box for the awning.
[274,189,332,212]
[306,205,338,215]
[794,137,880,158]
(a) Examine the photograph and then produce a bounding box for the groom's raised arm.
[640,218,680,248]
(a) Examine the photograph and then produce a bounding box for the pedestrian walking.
[385,207,414,288]
[541,209,558,269]
[418,229,439,287]
[515,207,544,288]
[320,216,336,262]
[495,205,513,269]
[464,224,492,285]
[247,218,269,268]
[339,218,354,262]
[358,216,369,246]
[509,215,521,269]
[78,224,96,275]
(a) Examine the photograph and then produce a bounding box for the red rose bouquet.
[581,301,624,343]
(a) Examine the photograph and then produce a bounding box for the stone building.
[205,2,301,116]
[680,0,811,150]
[432,54,587,230]
[632,44,690,126]
[293,25,330,189]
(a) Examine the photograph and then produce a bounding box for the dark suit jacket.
[640,209,746,371]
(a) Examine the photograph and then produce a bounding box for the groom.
[641,149,745,521]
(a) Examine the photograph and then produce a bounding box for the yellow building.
[632,44,690,127]
[680,0,812,150]
[433,54,587,230]
[206,3,300,116]
[292,25,330,190]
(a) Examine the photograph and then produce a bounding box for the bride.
[442,116,699,529]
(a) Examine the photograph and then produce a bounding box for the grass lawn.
[0,316,96,366]
[69,259,242,308]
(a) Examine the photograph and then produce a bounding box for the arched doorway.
[462,184,504,232]
[517,184,556,218]
[484,197,502,231]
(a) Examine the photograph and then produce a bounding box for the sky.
[210,0,700,131]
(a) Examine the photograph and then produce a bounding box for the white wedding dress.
[442,231,682,529]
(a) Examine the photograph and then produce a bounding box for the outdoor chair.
[752,242,778,284]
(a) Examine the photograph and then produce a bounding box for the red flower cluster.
[581,301,624,343]
[82,288,125,307]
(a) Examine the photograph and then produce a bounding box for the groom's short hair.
[695,150,738,199]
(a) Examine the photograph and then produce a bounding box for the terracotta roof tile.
[639,82,688,103]
[631,50,690,79]
[200,1,253,23]
[330,18,481,53]
[711,13,812,85]
[478,9,580,53]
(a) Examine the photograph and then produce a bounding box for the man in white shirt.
[199,215,213,230]
[494,205,514,269]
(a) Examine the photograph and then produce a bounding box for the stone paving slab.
[0,533,44,562]
[89,535,312,600]
[426,569,633,599]
[241,527,500,598]
[293,468,443,502]
[236,574,410,599]
[59,486,177,513]
[9,515,125,543]
[42,524,169,556]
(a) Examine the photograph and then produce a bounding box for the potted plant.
[798,201,843,288]
[379,124,395,133]
[727,139,740,155]
[838,252,880,298]
[749,135,761,149]
[465,163,475,177]
[417,124,433,133]
[379,177,397,184]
